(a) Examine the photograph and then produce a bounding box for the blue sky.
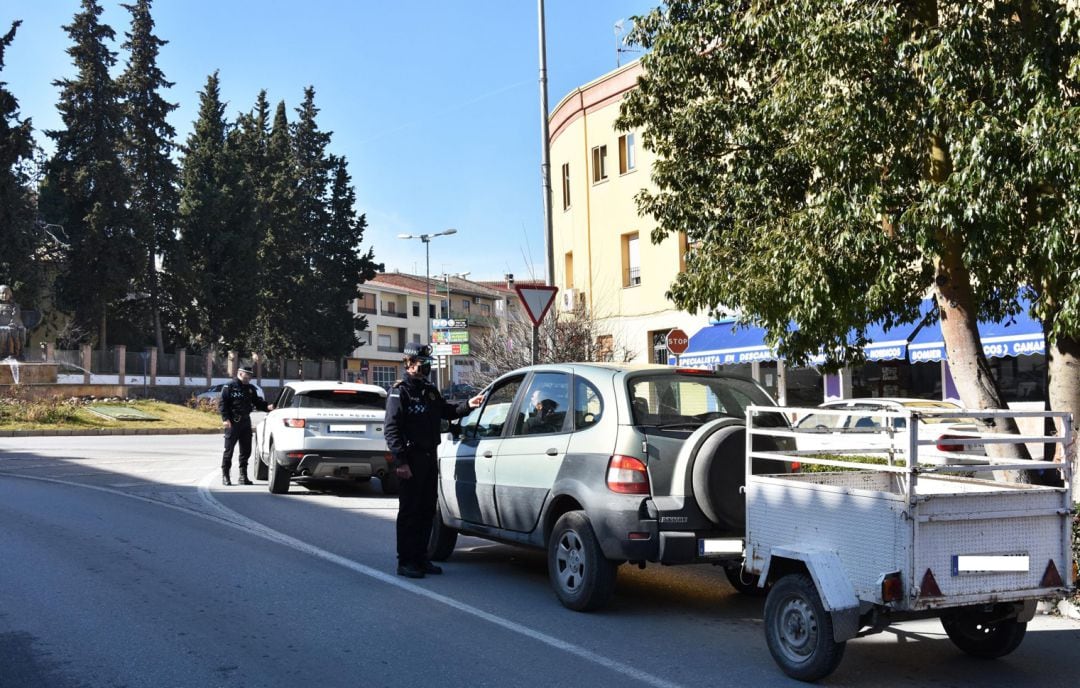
[2,0,658,282]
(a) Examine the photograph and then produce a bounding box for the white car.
[252,381,392,494]
[793,398,985,464]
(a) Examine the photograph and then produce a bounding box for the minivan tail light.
[607,455,649,494]
[283,418,306,428]
[936,434,965,452]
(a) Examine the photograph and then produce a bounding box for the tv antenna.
[614,19,640,67]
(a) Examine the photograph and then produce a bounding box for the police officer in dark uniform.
[384,344,484,578]
[219,365,273,486]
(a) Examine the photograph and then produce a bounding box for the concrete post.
[278,357,285,387]
[149,347,158,386]
[253,352,262,383]
[116,344,127,383]
[45,342,56,362]
[81,344,91,384]
[776,359,787,407]
[227,350,238,378]
[205,350,213,387]
[178,348,186,388]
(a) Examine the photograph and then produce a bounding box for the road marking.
[0,469,686,688]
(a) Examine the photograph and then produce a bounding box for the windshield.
[297,389,385,410]
[627,374,785,428]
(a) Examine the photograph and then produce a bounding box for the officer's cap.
[238,366,254,375]
[403,343,433,362]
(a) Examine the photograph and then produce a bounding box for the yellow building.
[548,59,712,363]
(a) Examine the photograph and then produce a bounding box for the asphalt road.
[1,435,1078,687]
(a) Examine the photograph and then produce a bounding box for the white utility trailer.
[744,405,1074,682]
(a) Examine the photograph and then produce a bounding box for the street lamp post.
[397,229,457,381]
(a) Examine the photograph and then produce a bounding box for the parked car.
[430,363,794,611]
[251,381,393,494]
[196,382,265,402]
[792,398,986,463]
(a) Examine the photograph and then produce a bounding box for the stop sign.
[666,328,690,355]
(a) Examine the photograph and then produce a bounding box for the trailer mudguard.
[760,546,861,642]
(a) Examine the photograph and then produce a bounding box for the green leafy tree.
[39,0,133,347]
[117,0,179,353]
[174,71,250,350]
[0,21,44,306]
[619,1,1080,483]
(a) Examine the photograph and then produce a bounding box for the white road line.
[0,469,686,688]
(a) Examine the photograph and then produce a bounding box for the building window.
[412,333,421,344]
[461,299,470,313]
[564,251,574,289]
[378,334,392,350]
[481,303,491,316]
[412,301,420,316]
[357,331,371,346]
[619,133,636,174]
[651,331,668,364]
[622,232,641,287]
[383,301,397,314]
[561,163,571,210]
[357,293,377,315]
[591,145,608,183]
[429,303,436,318]
[372,365,398,390]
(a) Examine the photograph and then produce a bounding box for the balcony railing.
[625,266,641,287]
[377,345,403,353]
[356,306,377,315]
[381,310,407,319]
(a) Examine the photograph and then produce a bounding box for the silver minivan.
[432,363,792,611]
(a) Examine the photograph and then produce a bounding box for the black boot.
[238,470,252,486]
[222,470,232,486]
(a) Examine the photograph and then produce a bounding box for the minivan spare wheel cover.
[686,419,781,530]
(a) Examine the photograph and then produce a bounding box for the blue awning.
[909,297,1045,363]
[676,321,777,367]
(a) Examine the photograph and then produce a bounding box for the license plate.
[952,554,1029,574]
[698,538,743,556]
[328,424,367,433]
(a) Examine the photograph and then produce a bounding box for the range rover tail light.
[607,455,650,494]
[283,418,306,428]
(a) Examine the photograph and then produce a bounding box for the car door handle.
[546,448,558,456]
[482,450,493,458]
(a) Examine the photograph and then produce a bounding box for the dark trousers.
[222,418,252,473]
[396,449,437,566]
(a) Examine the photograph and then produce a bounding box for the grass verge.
[0,395,220,432]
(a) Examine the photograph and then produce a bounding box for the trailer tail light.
[881,571,903,602]
[283,418,306,428]
[790,462,801,472]
[607,455,650,494]
[936,435,966,452]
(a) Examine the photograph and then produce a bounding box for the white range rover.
[252,381,393,494]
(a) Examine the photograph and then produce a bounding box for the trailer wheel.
[941,609,1027,659]
[764,574,846,681]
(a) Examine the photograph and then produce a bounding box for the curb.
[1038,598,1080,621]
[0,428,221,437]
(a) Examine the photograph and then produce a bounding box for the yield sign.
[515,285,559,326]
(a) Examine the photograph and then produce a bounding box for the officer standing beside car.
[384,344,484,578]
[219,365,273,486]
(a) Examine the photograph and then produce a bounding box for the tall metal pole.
[538,0,555,289]
[424,237,431,348]
[537,0,554,367]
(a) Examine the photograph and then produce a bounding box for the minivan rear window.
[297,389,385,410]
[628,374,785,428]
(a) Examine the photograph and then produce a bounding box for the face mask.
[419,361,432,376]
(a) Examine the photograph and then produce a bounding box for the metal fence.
[45,348,343,383]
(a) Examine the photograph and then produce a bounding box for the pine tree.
[174,71,249,350]
[253,100,302,358]
[118,0,178,353]
[0,21,43,304]
[39,0,133,346]
[314,155,380,357]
